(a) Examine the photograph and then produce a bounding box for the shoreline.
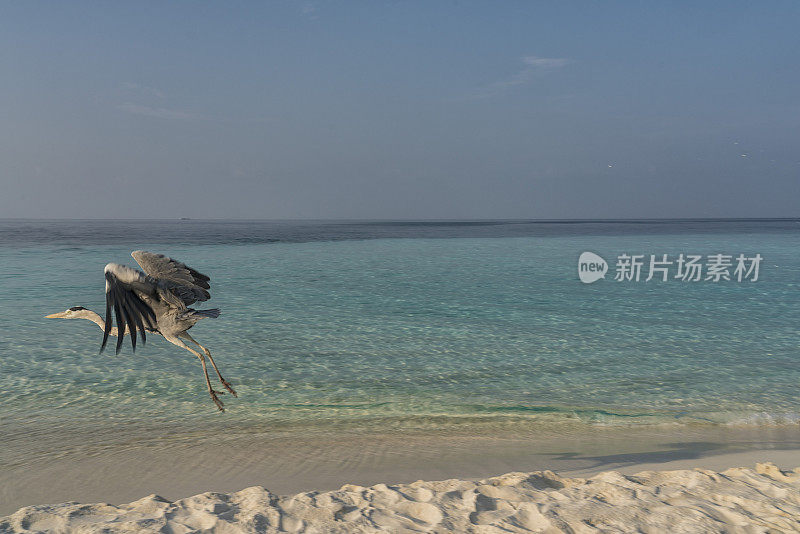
[2,424,799,518]
[2,460,798,532]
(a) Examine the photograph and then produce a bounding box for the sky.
[0,1,798,219]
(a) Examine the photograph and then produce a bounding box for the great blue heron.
[45,250,237,411]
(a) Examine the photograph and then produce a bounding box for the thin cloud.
[122,82,166,99]
[118,103,199,120]
[299,2,318,18]
[468,55,572,99]
[522,56,571,68]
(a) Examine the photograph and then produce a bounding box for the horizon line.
[0,217,798,223]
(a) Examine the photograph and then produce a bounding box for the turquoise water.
[1,220,799,454]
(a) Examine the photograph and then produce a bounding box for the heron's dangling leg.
[180,333,237,397]
[165,335,226,412]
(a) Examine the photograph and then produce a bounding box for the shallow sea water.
[1,219,799,465]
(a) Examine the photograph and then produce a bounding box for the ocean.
[1,219,799,471]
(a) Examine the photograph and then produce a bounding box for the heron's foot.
[221,379,238,397]
[209,389,226,412]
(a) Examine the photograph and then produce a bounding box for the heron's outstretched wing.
[102,263,157,354]
[131,250,211,306]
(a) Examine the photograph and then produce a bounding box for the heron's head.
[45,306,91,320]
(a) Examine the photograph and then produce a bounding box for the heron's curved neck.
[80,310,120,336]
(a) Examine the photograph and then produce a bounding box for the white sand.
[2,462,798,533]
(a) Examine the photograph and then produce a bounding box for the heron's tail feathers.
[179,308,221,320]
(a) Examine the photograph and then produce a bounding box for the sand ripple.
[2,463,799,533]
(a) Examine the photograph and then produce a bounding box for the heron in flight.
[45,250,237,411]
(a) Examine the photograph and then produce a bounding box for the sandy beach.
[2,425,800,532]
[2,461,799,533]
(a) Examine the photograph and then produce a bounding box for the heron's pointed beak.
[45,312,65,319]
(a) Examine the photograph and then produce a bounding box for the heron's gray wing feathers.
[102,263,157,354]
[131,250,211,305]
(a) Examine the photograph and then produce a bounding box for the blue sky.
[1,1,798,218]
